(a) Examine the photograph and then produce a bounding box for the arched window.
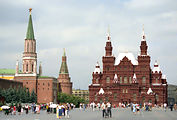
[32,64,33,72]
[124,76,127,83]
[156,78,158,83]
[114,93,117,101]
[155,94,159,101]
[142,76,146,84]
[95,95,97,101]
[133,94,137,101]
[106,76,110,83]
[26,64,28,72]
[129,77,132,83]
[120,76,122,83]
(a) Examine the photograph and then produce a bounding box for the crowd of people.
[1,101,177,119]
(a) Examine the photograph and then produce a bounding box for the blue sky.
[0,0,177,89]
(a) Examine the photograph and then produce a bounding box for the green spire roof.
[26,12,35,40]
[59,50,69,74]
[59,62,69,74]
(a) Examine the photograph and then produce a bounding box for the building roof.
[0,69,15,75]
[152,61,161,73]
[26,12,35,40]
[94,62,101,74]
[115,52,138,65]
[59,50,69,74]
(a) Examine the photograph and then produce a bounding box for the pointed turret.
[39,62,42,76]
[133,73,137,83]
[58,49,72,95]
[59,49,69,74]
[113,74,118,83]
[105,28,113,56]
[26,8,35,40]
[94,62,101,74]
[140,25,148,55]
[152,60,161,73]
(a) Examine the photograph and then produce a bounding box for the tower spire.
[59,49,69,74]
[26,8,35,40]
[142,24,146,41]
[107,26,111,41]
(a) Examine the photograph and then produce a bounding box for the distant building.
[0,69,15,80]
[168,84,177,104]
[72,89,89,102]
[14,9,57,104]
[89,28,167,106]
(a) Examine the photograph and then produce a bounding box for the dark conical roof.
[59,49,69,74]
[26,11,35,40]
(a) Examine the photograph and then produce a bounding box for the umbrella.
[1,105,10,109]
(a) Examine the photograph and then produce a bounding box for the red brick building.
[14,9,57,104]
[89,28,167,106]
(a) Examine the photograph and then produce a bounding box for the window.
[43,83,45,85]
[142,76,146,84]
[114,93,117,101]
[26,64,28,72]
[124,76,127,83]
[95,95,97,101]
[105,97,109,102]
[26,82,28,84]
[32,64,33,72]
[123,89,125,93]
[156,78,158,83]
[129,77,132,83]
[106,77,110,83]
[155,94,159,101]
[48,83,50,86]
[120,76,122,83]
[126,89,128,93]
[106,66,110,71]
[143,87,146,90]
[96,78,99,83]
[133,94,136,101]
[48,88,49,90]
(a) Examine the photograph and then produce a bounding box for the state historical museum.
[89,28,167,106]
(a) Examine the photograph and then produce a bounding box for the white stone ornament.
[99,88,104,95]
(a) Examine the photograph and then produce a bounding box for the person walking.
[164,103,167,112]
[18,104,22,115]
[101,102,106,118]
[13,106,16,115]
[25,104,29,114]
[174,104,177,111]
[58,104,62,119]
[107,102,112,118]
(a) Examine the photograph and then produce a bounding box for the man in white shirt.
[101,102,106,118]
[107,102,112,117]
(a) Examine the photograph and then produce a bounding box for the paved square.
[0,108,177,120]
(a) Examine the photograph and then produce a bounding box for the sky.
[0,0,177,90]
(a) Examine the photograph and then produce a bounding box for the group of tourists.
[56,103,71,119]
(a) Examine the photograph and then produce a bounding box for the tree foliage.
[58,92,86,107]
[0,86,37,103]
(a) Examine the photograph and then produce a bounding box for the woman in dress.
[58,104,62,119]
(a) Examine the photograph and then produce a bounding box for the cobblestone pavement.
[0,108,177,120]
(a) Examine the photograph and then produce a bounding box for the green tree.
[30,89,37,103]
